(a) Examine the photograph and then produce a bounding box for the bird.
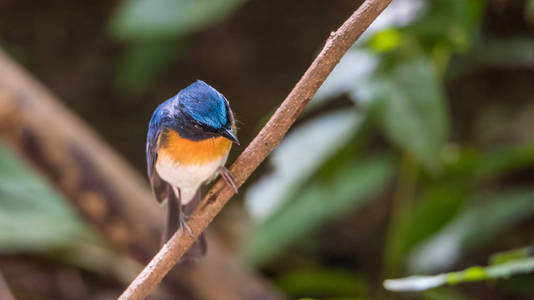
[146,80,238,259]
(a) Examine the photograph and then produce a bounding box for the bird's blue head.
[171,80,238,143]
[178,80,228,129]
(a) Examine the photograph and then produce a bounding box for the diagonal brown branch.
[120,0,393,298]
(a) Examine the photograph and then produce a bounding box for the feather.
[146,80,237,262]
[162,187,207,260]
[181,190,207,260]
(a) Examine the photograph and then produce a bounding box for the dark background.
[0,0,533,299]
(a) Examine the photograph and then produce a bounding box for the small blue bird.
[146,80,238,259]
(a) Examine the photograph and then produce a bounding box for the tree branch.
[119,0,393,299]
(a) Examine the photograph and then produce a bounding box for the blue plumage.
[146,99,170,182]
[178,80,228,129]
[146,81,237,182]
[145,80,238,260]
[146,80,232,195]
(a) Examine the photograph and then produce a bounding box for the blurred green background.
[1,0,534,299]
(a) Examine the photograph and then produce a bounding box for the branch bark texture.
[120,0,393,299]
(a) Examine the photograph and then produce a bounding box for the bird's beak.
[219,128,239,145]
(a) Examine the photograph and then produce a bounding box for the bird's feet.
[218,166,238,193]
[178,213,194,237]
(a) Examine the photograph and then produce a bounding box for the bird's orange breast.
[159,129,232,165]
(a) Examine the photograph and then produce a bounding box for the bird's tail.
[162,186,206,261]
[182,190,207,260]
[162,185,179,242]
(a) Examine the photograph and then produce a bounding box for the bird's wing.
[146,106,168,203]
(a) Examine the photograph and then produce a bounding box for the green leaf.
[0,142,90,252]
[242,155,393,267]
[245,110,363,221]
[472,143,534,182]
[490,246,534,266]
[437,143,534,184]
[352,57,449,171]
[383,144,534,271]
[368,29,402,52]
[384,257,534,292]
[116,40,181,92]
[408,188,534,273]
[110,0,246,40]
[385,182,468,271]
[406,0,484,51]
[109,0,246,91]
[275,269,368,298]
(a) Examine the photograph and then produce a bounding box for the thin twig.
[119,0,393,299]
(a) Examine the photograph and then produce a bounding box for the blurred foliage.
[116,40,182,95]
[0,142,90,252]
[408,188,534,273]
[246,110,364,221]
[0,142,138,285]
[475,37,534,68]
[1,0,533,299]
[110,0,246,40]
[275,268,368,298]
[527,0,534,24]
[243,153,393,266]
[385,249,534,292]
[109,0,246,91]
[354,57,449,171]
[242,0,534,299]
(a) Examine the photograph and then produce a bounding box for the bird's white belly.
[155,153,228,204]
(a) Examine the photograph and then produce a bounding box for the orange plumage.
[159,129,232,165]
